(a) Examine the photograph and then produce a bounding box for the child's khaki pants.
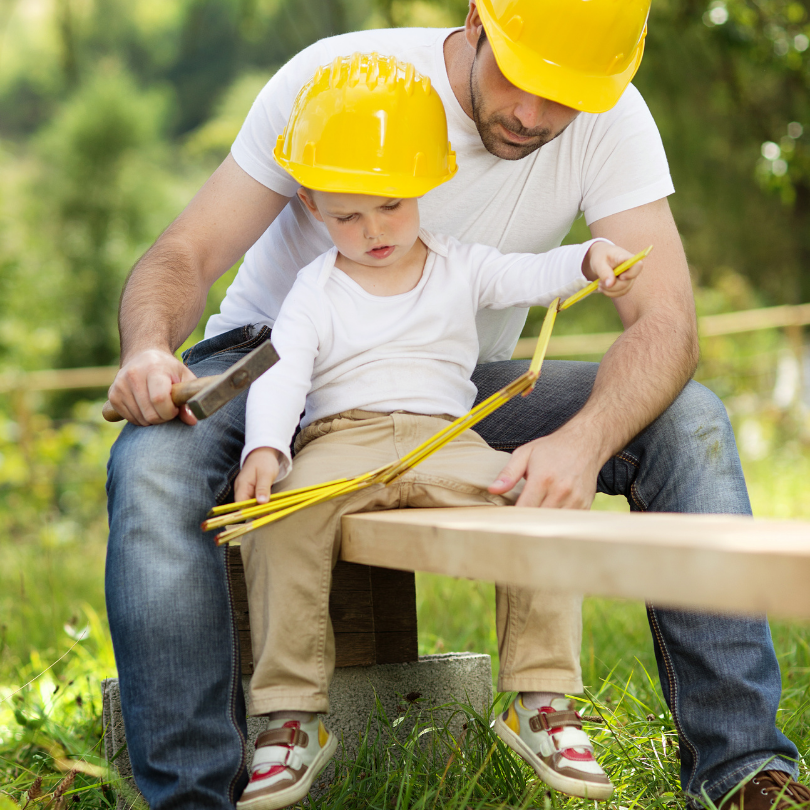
[241,410,583,715]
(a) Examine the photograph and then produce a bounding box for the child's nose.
[364,219,383,239]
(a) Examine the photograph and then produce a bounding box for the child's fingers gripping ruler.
[558,245,653,311]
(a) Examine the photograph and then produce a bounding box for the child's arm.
[233,275,324,501]
[581,241,644,299]
[469,238,641,310]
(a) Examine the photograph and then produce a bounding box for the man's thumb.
[489,460,520,494]
[176,361,200,424]
[180,362,198,382]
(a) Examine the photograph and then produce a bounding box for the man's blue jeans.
[106,327,798,809]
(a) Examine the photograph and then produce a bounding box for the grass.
[3,525,809,808]
[2,395,810,807]
[307,690,681,810]
[0,603,118,808]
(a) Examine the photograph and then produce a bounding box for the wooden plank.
[0,300,806,398]
[513,332,619,358]
[341,507,810,619]
[699,302,810,336]
[0,366,118,394]
[512,302,810,359]
[0,299,805,397]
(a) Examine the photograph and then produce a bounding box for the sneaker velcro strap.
[255,728,309,749]
[529,710,582,733]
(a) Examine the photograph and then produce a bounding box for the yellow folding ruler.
[203,246,652,544]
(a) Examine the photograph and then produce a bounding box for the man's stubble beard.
[468,53,568,161]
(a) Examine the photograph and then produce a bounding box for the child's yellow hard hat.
[274,53,457,198]
[477,0,651,114]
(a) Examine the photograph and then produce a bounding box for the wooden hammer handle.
[102,375,222,422]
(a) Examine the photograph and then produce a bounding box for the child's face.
[298,189,421,268]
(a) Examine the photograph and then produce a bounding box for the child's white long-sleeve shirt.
[244,230,601,479]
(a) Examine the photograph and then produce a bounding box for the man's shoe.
[237,716,337,810]
[493,696,613,801]
[720,770,810,809]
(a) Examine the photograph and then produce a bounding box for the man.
[105,2,805,808]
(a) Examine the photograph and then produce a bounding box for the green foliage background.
[1,0,810,806]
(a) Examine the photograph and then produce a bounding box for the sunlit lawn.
[1,410,809,807]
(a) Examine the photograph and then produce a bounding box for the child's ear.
[296,187,323,222]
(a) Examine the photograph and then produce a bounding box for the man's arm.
[489,197,699,507]
[109,154,290,426]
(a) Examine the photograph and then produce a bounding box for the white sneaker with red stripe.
[494,696,613,801]
[237,716,337,810]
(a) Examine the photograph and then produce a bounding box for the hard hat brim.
[275,152,457,199]
[477,1,646,114]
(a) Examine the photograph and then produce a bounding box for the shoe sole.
[493,716,614,801]
[237,732,338,810]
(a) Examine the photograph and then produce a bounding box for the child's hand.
[582,241,645,299]
[234,447,281,504]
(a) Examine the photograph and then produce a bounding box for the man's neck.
[443,30,475,120]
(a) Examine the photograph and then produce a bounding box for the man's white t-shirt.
[205,27,674,362]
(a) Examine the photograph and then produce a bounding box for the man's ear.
[464,2,484,50]
[296,187,323,222]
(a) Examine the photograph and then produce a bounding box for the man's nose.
[512,91,548,130]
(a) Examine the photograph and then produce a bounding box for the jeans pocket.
[182,325,272,366]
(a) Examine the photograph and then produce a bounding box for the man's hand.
[108,349,199,426]
[582,241,644,299]
[235,448,281,504]
[488,425,602,509]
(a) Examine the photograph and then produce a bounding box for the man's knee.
[108,408,242,510]
[655,381,737,459]
[630,381,750,515]
[110,421,197,498]
[106,419,236,591]
[106,421,236,638]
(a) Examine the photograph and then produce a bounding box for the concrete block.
[324,652,492,754]
[101,678,146,810]
[102,653,492,805]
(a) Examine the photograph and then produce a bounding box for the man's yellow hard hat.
[476,0,651,114]
[274,53,457,197]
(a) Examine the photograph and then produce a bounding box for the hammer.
[102,340,280,422]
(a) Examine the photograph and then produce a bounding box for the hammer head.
[187,340,279,419]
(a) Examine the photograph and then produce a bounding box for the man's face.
[469,37,581,160]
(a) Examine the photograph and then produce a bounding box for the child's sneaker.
[237,715,337,810]
[494,696,613,801]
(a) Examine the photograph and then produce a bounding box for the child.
[234,54,643,810]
